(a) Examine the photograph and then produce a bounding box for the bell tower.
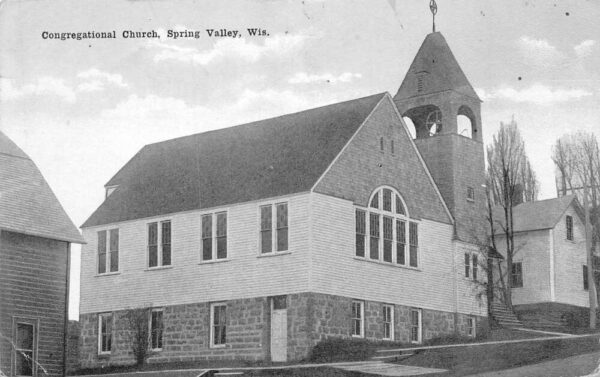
[394,31,486,243]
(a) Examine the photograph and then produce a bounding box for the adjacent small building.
[492,195,590,327]
[0,131,84,377]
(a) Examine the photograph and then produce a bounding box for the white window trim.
[355,186,419,269]
[96,228,120,275]
[200,211,229,263]
[382,304,394,341]
[149,308,164,351]
[258,201,290,255]
[410,308,422,344]
[147,219,172,269]
[351,300,365,338]
[98,313,112,355]
[467,317,476,337]
[511,261,524,288]
[13,317,39,376]
[210,302,227,348]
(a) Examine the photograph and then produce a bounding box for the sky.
[1,0,599,319]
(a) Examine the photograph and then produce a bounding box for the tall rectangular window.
[410,309,421,343]
[472,255,478,280]
[98,313,112,354]
[260,205,272,254]
[511,262,523,288]
[369,213,380,260]
[396,220,406,265]
[566,215,573,241]
[210,303,227,347]
[383,304,394,340]
[216,212,227,259]
[276,203,288,251]
[467,317,476,337]
[202,214,213,260]
[148,223,158,268]
[351,301,364,337]
[161,221,171,266]
[15,323,35,376]
[584,265,589,290]
[148,221,171,267]
[409,222,418,267]
[383,188,392,212]
[97,230,107,274]
[383,216,393,262]
[109,229,119,272]
[356,210,366,257]
[150,310,163,350]
[464,253,470,278]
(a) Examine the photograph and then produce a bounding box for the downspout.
[549,230,555,301]
[63,243,71,377]
[453,241,459,335]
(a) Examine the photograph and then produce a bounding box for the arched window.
[402,117,417,139]
[355,187,418,268]
[457,105,477,139]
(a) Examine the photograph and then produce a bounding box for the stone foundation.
[79,292,486,367]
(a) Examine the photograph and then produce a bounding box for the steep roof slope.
[491,195,581,234]
[83,93,386,227]
[395,32,481,101]
[0,131,84,243]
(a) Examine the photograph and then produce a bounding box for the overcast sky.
[1,0,599,319]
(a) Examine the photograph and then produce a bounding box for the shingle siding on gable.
[0,231,69,377]
[313,96,451,224]
[553,205,588,307]
[79,193,311,314]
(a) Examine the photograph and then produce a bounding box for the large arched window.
[355,187,419,268]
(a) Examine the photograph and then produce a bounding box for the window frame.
[97,228,119,275]
[566,215,574,241]
[12,317,38,377]
[351,301,364,338]
[466,186,475,202]
[410,308,422,344]
[511,262,523,288]
[200,211,228,262]
[97,313,113,355]
[583,265,589,291]
[259,201,289,255]
[149,309,164,351]
[466,317,476,337]
[147,220,172,269]
[355,187,419,268]
[210,302,227,348]
[382,304,394,341]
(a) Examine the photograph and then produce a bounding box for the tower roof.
[394,32,481,102]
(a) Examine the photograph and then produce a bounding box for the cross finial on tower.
[429,0,438,33]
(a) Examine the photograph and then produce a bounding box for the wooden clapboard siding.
[79,193,311,314]
[553,205,588,307]
[308,192,482,315]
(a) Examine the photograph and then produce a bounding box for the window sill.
[95,271,120,277]
[97,352,111,358]
[210,344,229,349]
[151,348,162,352]
[353,256,421,271]
[467,198,475,203]
[199,258,230,265]
[145,266,173,272]
[351,335,364,339]
[257,250,292,258]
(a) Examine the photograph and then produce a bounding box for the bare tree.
[552,132,600,328]
[125,308,151,366]
[486,119,538,309]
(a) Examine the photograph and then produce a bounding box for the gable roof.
[491,195,581,234]
[394,32,481,102]
[0,131,84,243]
[83,93,387,228]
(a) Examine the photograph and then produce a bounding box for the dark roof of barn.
[82,93,387,228]
[0,131,84,243]
[491,195,581,234]
[394,32,481,101]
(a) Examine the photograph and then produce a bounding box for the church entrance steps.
[491,301,523,328]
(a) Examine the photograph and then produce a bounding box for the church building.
[78,30,488,366]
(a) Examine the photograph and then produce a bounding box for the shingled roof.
[491,195,581,234]
[0,131,84,243]
[83,93,387,228]
[395,32,481,101]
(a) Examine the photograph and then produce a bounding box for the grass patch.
[398,334,600,376]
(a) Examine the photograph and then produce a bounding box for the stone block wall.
[78,292,486,367]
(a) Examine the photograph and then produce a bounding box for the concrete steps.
[491,302,523,328]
